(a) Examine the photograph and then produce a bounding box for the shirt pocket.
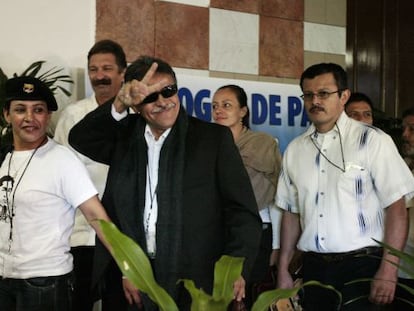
[337,165,372,202]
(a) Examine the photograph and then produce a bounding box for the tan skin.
[212,88,280,266]
[88,53,125,105]
[4,100,51,151]
[212,88,247,141]
[345,101,373,125]
[115,63,246,307]
[277,73,408,305]
[2,99,112,262]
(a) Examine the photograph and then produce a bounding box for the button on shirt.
[276,112,414,253]
[144,125,171,257]
[110,105,171,257]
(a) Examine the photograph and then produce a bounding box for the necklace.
[144,163,158,241]
[310,123,345,173]
[5,137,47,252]
[8,152,33,179]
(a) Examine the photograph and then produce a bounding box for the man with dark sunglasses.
[68,55,262,311]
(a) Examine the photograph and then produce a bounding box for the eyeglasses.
[142,84,178,104]
[300,90,342,102]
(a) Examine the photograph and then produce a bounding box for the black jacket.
[69,101,262,309]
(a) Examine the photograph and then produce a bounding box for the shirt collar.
[144,124,172,142]
[304,110,349,138]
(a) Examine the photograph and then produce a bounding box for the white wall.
[0,0,96,127]
[1,0,95,73]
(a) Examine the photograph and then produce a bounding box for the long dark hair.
[216,84,250,128]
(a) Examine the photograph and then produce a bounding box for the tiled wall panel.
[96,0,346,81]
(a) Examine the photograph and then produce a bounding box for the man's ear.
[340,89,351,106]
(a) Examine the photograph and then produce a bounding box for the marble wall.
[96,0,346,84]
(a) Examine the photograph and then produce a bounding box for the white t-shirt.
[276,112,414,253]
[0,138,98,278]
[54,95,109,246]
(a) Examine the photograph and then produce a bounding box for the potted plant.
[98,219,340,311]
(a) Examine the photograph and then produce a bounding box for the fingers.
[122,278,143,308]
[233,277,246,301]
[117,62,170,111]
[130,289,143,306]
[141,62,158,85]
[369,278,396,305]
[135,61,169,100]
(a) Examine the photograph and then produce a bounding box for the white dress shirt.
[143,125,171,256]
[276,112,414,253]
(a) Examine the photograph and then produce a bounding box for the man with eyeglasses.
[68,55,262,311]
[276,62,414,310]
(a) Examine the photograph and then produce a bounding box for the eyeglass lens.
[142,84,178,104]
[301,90,340,101]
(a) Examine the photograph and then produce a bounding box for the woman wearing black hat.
[0,76,111,311]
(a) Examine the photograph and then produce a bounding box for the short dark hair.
[87,39,127,72]
[345,92,374,111]
[124,55,177,84]
[215,84,250,128]
[300,63,348,92]
[402,107,414,119]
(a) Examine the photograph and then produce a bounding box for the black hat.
[5,76,58,111]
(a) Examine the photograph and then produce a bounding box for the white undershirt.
[143,125,171,257]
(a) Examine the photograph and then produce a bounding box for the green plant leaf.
[251,280,342,311]
[251,287,300,311]
[178,255,243,310]
[396,281,414,297]
[373,239,414,278]
[98,219,179,311]
[57,86,72,97]
[212,255,244,301]
[180,279,225,311]
[19,61,45,77]
[343,294,368,307]
[394,296,414,307]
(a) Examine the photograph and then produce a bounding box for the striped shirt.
[276,112,414,253]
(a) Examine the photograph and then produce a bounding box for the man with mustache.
[68,55,262,311]
[54,39,126,311]
[276,63,414,310]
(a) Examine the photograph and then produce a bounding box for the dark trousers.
[71,246,95,311]
[245,224,272,308]
[100,260,191,311]
[302,248,390,311]
[391,278,414,310]
[0,272,73,311]
[101,260,145,311]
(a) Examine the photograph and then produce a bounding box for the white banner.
[177,74,310,152]
[85,73,311,152]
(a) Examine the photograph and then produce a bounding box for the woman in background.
[212,84,282,308]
